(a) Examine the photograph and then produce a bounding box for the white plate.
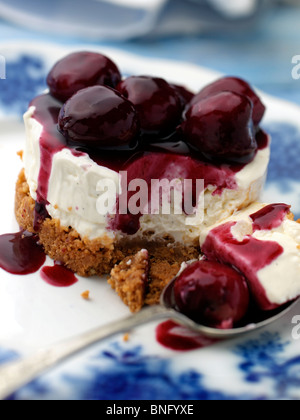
[1,42,300,400]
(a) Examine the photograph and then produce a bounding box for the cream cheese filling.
[23,107,271,244]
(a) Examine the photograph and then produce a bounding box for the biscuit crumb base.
[15,170,200,308]
[146,260,181,306]
[108,249,149,313]
[108,254,184,311]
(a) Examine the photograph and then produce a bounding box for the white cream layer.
[23,107,270,244]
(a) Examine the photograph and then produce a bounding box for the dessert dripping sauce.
[29,93,269,235]
[0,93,269,283]
[0,230,77,286]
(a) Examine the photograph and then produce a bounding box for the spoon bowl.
[0,275,299,400]
[161,276,300,339]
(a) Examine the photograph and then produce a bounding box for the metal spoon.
[0,276,298,400]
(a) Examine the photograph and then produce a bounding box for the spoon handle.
[0,305,179,400]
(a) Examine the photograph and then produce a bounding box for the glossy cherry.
[116,76,182,136]
[172,84,195,109]
[188,76,265,127]
[47,51,122,103]
[58,85,140,148]
[181,91,257,163]
[174,260,250,329]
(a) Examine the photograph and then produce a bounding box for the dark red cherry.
[174,260,250,329]
[58,86,140,148]
[116,76,182,136]
[181,91,257,163]
[47,52,122,103]
[188,77,265,126]
[172,84,195,109]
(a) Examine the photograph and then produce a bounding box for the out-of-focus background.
[0,0,300,104]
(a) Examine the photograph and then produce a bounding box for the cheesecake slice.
[200,203,300,310]
[16,51,270,283]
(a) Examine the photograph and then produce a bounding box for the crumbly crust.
[15,170,200,306]
[146,260,182,306]
[108,249,149,313]
[108,251,185,310]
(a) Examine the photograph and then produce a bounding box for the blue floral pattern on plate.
[0,50,300,401]
[0,54,46,116]
[0,347,19,365]
[2,332,300,400]
[265,123,300,190]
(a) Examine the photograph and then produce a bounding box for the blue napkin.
[0,0,269,40]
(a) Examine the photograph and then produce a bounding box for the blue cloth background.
[0,0,299,105]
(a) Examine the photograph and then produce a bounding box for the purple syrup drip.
[33,201,50,232]
[250,203,291,232]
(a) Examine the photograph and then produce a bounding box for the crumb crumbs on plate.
[17,150,23,160]
[81,290,90,300]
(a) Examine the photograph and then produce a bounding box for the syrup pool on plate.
[40,262,78,287]
[156,320,218,351]
[0,231,77,288]
[0,231,46,275]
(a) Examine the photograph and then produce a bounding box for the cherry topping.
[58,86,140,148]
[172,84,195,109]
[188,76,265,127]
[116,76,182,136]
[181,91,257,163]
[47,52,122,103]
[174,260,250,329]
